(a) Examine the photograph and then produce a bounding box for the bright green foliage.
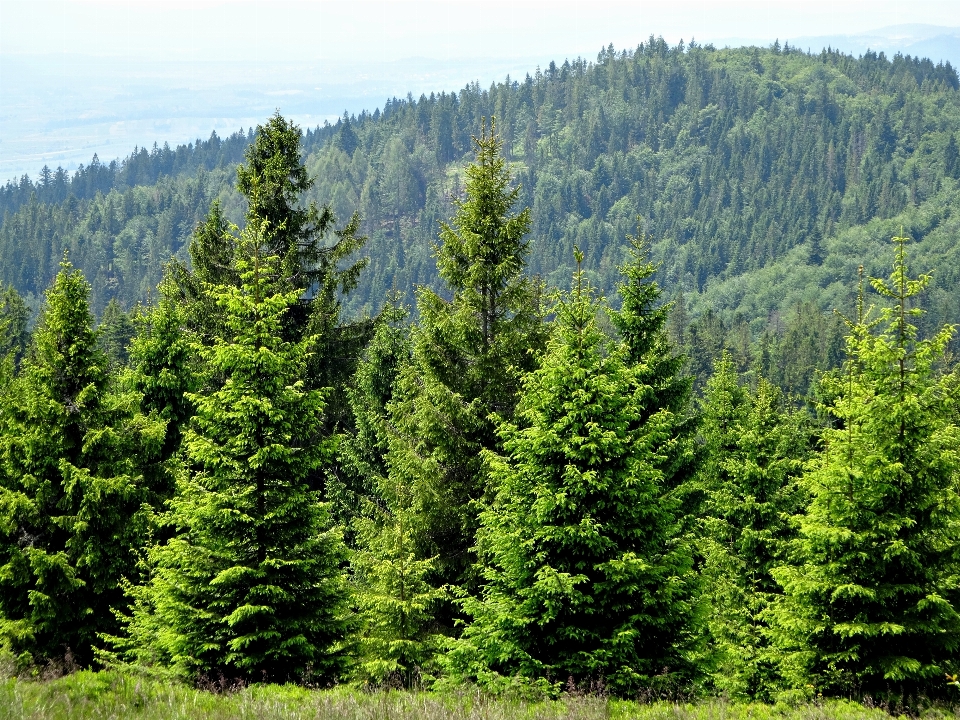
[609,231,697,505]
[0,262,163,665]
[125,224,351,683]
[697,353,811,699]
[351,488,446,688]
[0,285,30,366]
[121,293,199,504]
[127,293,196,461]
[345,303,447,687]
[448,257,697,696]
[769,234,960,697]
[387,119,548,584]
[610,231,679,368]
[169,114,372,429]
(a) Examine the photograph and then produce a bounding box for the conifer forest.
[5,40,960,709]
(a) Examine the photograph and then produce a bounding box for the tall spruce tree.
[168,113,372,429]
[344,302,448,687]
[447,252,698,696]
[609,230,697,503]
[387,118,547,586]
[121,292,198,502]
[0,262,163,666]
[698,352,810,699]
[235,114,372,410]
[120,221,351,683]
[769,233,960,698]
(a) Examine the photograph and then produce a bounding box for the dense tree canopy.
[1,39,960,703]
[447,253,698,695]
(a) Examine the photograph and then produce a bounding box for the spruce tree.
[122,292,199,502]
[344,303,448,686]
[235,113,372,410]
[351,482,446,688]
[698,352,810,699]
[168,113,372,428]
[98,298,136,369]
[387,118,547,585]
[609,230,697,501]
[0,262,163,665]
[123,222,351,683]
[0,284,30,365]
[447,252,697,696]
[769,233,960,698]
[334,298,411,532]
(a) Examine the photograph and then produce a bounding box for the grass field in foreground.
[0,671,956,720]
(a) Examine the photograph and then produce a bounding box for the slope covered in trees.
[3,106,960,704]
[3,42,959,353]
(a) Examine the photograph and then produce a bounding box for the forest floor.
[0,671,955,720]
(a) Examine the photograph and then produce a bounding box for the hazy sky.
[1,0,959,181]
[2,0,958,64]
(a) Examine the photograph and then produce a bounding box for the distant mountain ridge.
[786,23,960,69]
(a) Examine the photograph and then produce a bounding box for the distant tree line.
[2,41,960,390]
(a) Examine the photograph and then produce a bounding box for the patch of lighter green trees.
[0,113,959,702]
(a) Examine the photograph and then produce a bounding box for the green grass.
[0,672,955,720]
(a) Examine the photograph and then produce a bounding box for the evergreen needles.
[3,112,960,703]
[769,233,960,697]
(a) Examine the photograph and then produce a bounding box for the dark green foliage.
[448,256,698,696]
[344,303,447,687]
[302,44,960,334]
[167,200,239,340]
[98,299,136,369]
[123,228,351,683]
[808,229,825,267]
[0,262,163,666]
[697,353,811,699]
[764,304,847,401]
[236,113,370,324]
[0,171,227,317]
[0,285,30,365]
[127,294,196,458]
[945,134,960,179]
[770,235,960,698]
[123,293,198,504]
[170,113,372,432]
[333,299,411,532]
[6,46,960,397]
[0,130,256,220]
[387,120,548,585]
[2,56,960,699]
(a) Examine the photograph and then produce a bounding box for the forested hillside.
[2,39,959,390]
[3,107,960,704]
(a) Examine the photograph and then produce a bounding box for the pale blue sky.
[1,0,958,181]
[1,0,956,62]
